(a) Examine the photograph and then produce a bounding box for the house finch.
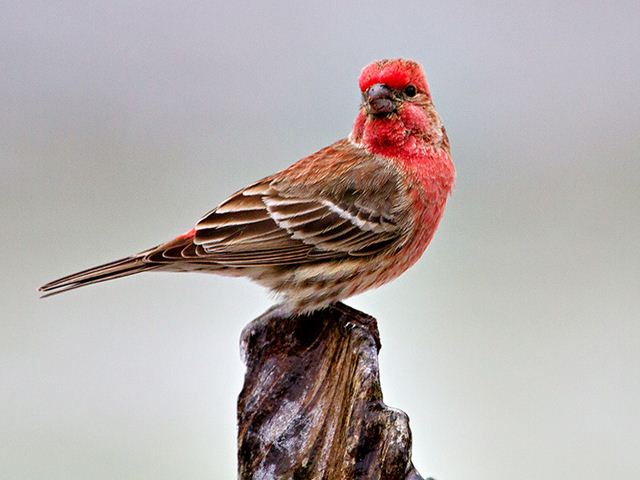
[39,59,455,313]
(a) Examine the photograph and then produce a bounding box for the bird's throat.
[350,107,444,162]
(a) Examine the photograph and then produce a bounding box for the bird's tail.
[38,255,160,298]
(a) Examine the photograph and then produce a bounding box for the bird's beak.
[365,83,397,115]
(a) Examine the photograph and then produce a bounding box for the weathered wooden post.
[237,302,427,480]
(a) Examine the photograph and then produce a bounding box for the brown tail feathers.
[38,256,159,298]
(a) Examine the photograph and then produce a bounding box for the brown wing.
[190,139,413,268]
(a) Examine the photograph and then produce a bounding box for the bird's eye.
[404,84,417,97]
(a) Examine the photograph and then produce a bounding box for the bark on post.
[238,302,426,480]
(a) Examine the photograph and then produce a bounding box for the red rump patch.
[176,228,196,240]
[358,59,429,96]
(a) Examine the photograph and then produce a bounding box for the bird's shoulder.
[272,138,409,216]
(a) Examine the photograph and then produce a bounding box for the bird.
[39,58,455,314]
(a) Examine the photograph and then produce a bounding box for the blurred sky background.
[2,1,639,479]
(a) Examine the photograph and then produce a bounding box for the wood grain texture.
[238,303,426,480]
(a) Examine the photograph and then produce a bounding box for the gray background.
[2,1,639,479]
